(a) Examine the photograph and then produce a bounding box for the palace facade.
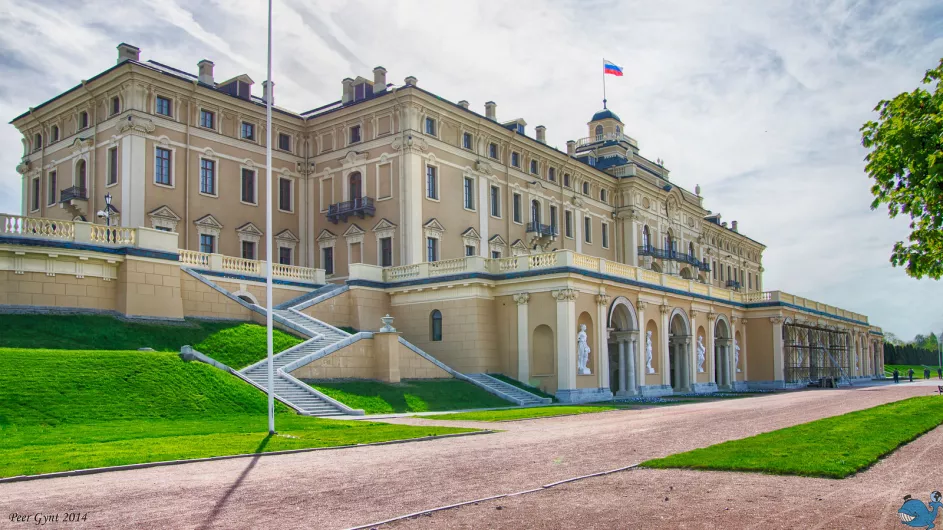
[3,43,883,403]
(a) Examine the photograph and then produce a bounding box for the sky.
[0,0,940,341]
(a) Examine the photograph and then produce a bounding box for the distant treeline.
[884,343,941,366]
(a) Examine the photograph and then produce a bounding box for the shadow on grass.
[198,433,272,530]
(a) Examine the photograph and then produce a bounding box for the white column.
[707,314,717,384]
[660,305,671,387]
[554,289,578,392]
[513,293,530,383]
[398,105,424,265]
[637,301,648,389]
[596,294,610,390]
[628,336,637,394]
[478,175,488,257]
[120,133,146,228]
[771,317,785,382]
[617,340,627,394]
[740,318,749,379]
[575,209,583,254]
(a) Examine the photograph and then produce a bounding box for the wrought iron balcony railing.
[639,245,709,272]
[726,280,742,290]
[526,222,557,238]
[60,186,88,202]
[326,196,375,224]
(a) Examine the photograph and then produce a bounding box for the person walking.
[925,368,931,380]
[894,368,900,383]
[938,367,942,380]
[908,368,915,382]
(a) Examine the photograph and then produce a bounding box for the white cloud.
[1,0,940,338]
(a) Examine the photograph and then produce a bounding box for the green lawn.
[430,405,620,422]
[0,348,474,478]
[0,314,303,369]
[309,379,513,414]
[487,373,558,402]
[886,364,943,380]
[643,396,943,478]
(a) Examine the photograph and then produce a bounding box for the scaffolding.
[783,322,852,385]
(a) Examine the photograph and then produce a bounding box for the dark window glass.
[430,310,442,341]
[155,147,171,185]
[350,125,361,144]
[200,110,214,129]
[279,247,292,265]
[585,217,591,243]
[565,211,573,238]
[491,250,500,259]
[602,223,609,248]
[112,96,120,116]
[279,178,291,211]
[199,234,214,254]
[109,147,119,185]
[465,245,475,257]
[550,206,557,233]
[241,169,256,203]
[513,194,521,223]
[548,167,556,181]
[463,133,472,149]
[76,159,87,189]
[530,160,538,174]
[488,143,497,158]
[31,178,39,211]
[426,237,438,262]
[200,159,215,195]
[380,237,392,267]
[426,166,437,199]
[242,241,256,260]
[51,126,59,142]
[490,186,500,217]
[241,122,255,140]
[278,133,291,151]
[464,177,474,209]
[80,112,89,129]
[511,152,519,167]
[156,96,172,117]
[47,171,56,205]
[349,172,362,200]
[425,117,436,136]
[323,247,334,275]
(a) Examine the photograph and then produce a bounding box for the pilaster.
[770,316,785,382]
[513,293,530,383]
[707,311,717,384]
[660,304,670,387]
[553,288,579,391]
[596,293,611,390]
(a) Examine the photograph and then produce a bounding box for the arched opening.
[79,111,89,129]
[430,310,442,341]
[33,133,42,151]
[348,171,362,201]
[75,159,87,189]
[650,262,662,273]
[695,325,708,378]
[238,295,255,304]
[734,330,743,379]
[531,199,540,225]
[608,297,639,396]
[714,318,731,388]
[679,267,693,280]
[532,324,555,393]
[665,229,676,254]
[641,225,650,249]
[577,311,594,375]
[594,124,603,137]
[668,309,691,392]
[688,241,695,258]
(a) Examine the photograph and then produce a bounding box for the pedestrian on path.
[908,368,914,382]
[925,368,931,380]
[894,369,900,383]
[938,367,942,380]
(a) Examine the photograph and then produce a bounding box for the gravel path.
[0,381,935,530]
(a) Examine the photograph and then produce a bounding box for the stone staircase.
[463,373,552,406]
[274,283,345,310]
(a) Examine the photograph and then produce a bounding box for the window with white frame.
[564,173,571,187]
[602,222,609,248]
[584,216,592,243]
[462,132,473,150]
[491,250,501,259]
[465,245,475,257]
[350,125,361,144]
[600,189,607,203]
[379,237,393,267]
[512,193,522,224]
[278,133,291,152]
[548,167,556,182]
[278,177,292,212]
[511,152,520,168]
[156,96,172,117]
[582,182,589,195]
[488,143,498,159]
[199,109,214,129]
[463,176,475,210]
[200,159,216,195]
[279,247,292,265]
[79,111,89,130]
[322,247,334,275]
[530,159,538,174]
[111,96,121,116]
[155,147,172,186]
[50,125,59,143]
[241,241,256,260]
[108,147,119,186]
[426,165,438,200]
[47,171,57,206]
[424,117,436,136]
[199,234,215,254]
[490,185,500,217]
[241,122,255,141]
[426,237,438,262]
[241,168,256,204]
[565,210,573,238]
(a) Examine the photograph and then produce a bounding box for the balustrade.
[1,214,74,240]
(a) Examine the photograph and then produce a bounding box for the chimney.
[263,80,274,105]
[721,221,728,228]
[535,125,546,143]
[373,66,387,92]
[342,78,354,104]
[731,220,738,232]
[566,140,576,156]
[458,100,469,109]
[117,43,140,64]
[404,76,417,86]
[197,59,215,85]
[485,101,496,120]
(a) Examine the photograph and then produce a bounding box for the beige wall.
[181,273,253,320]
[116,257,183,319]
[0,270,116,310]
[289,336,450,380]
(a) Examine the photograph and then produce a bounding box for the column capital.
[690,308,699,319]
[552,288,579,302]
[707,311,717,322]
[740,318,748,325]
[659,304,671,315]
[596,294,610,306]
[770,316,785,325]
[512,292,530,305]
[637,300,647,311]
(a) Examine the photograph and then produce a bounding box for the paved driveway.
[0,381,935,529]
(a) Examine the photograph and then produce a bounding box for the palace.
[3,43,884,404]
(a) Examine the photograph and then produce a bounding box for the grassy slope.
[0,314,303,369]
[643,397,943,478]
[310,379,512,414]
[487,373,558,402]
[431,405,619,422]
[886,364,942,379]
[0,348,472,478]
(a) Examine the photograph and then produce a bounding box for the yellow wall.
[0,270,116,310]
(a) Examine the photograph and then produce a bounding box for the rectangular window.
[350,125,361,144]
[380,237,392,267]
[108,147,119,185]
[565,211,573,238]
[713,260,717,280]
[463,132,472,150]
[278,133,291,151]
[488,143,497,159]
[584,217,592,243]
[424,117,436,136]
[512,193,522,223]
[241,122,255,141]
[279,178,292,212]
[241,241,256,260]
[530,159,538,174]
[463,177,474,210]
[511,152,520,167]
[564,174,570,187]
[241,168,256,204]
[550,206,558,234]
[465,245,475,257]
[155,147,172,186]
[200,159,216,195]
[426,166,438,200]
[278,247,292,265]
[199,109,214,129]
[199,234,215,254]
[602,223,609,248]
[47,171,57,205]
[720,265,724,281]
[748,272,752,290]
[548,167,556,182]
[156,96,172,117]
[426,237,438,262]
[491,250,501,259]
[111,97,120,116]
[323,247,334,275]
[30,178,40,211]
[490,185,500,217]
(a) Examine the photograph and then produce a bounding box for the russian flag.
[604,60,623,76]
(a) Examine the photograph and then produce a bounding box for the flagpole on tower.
[602,58,607,109]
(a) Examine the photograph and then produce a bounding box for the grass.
[487,373,558,402]
[886,364,943,380]
[0,314,303,369]
[0,348,474,478]
[309,379,513,414]
[430,404,620,422]
[642,396,943,478]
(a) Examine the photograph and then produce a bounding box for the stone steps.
[463,373,551,406]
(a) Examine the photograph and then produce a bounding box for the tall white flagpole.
[265,0,275,435]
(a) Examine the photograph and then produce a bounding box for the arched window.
[688,242,695,257]
[348,172,362,201]
[33,133,42,152]
[531,199,540,225]
[51,125,59,143]
[79,111,89,129]
[594,125,603,137]
[642,225,650,248]
[600,189,607,203]
[615,125,621,135]
[75,159,87,189]
[430,310,442,341]
[111,96,120,116]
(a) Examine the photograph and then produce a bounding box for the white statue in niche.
[696,336,706,373]
[577,324,591,375]
[645,330,655,374]
[734,338,741,372]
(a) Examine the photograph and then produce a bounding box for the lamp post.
[96,192,114,227]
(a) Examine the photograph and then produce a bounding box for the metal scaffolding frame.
[783,322,851,384]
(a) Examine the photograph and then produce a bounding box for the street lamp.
[96,192,114,227]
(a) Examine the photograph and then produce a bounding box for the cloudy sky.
[1,0,940,340]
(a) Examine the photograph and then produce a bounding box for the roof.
[591,108,621,122]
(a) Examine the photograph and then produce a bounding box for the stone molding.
[552,288,578,302]
[512,292,530,305]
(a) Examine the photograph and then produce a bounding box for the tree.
[861,59,943,279]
